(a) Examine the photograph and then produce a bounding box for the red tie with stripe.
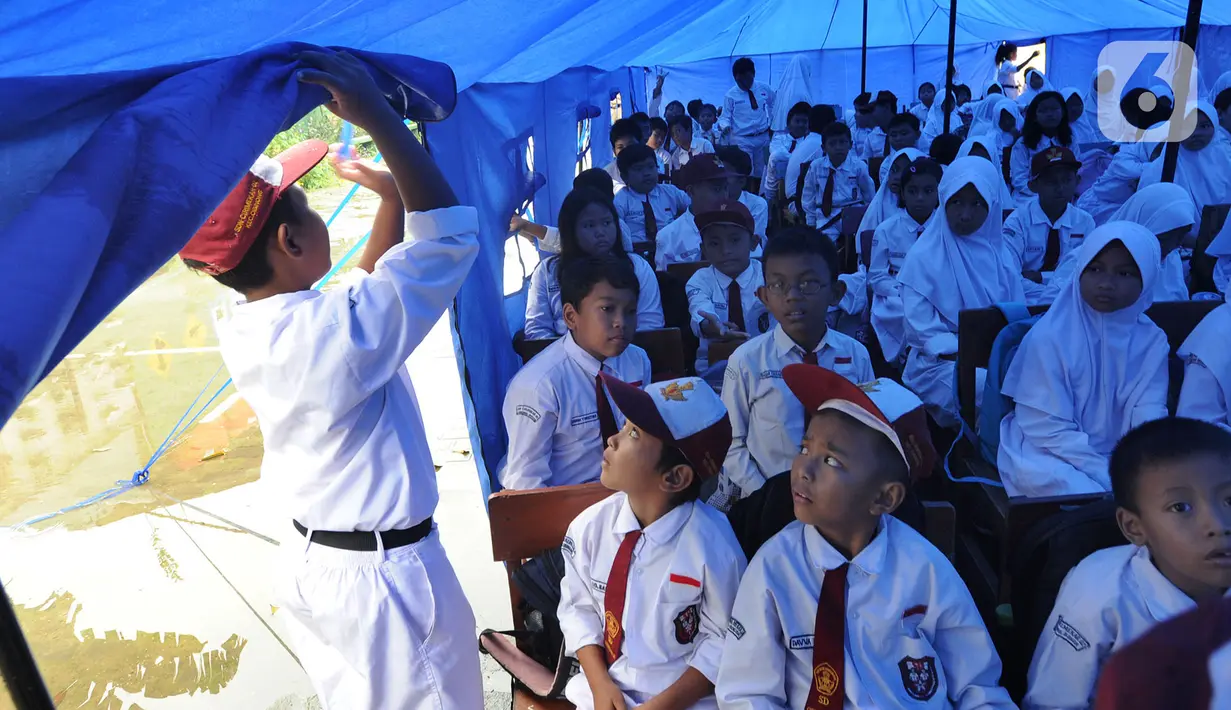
[746,88,759,111]
[604,530,643,664]
[806,563,849,709]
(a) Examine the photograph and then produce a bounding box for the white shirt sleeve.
[649,91,663,118]
[1010,140,1034,199]
[902,284,958,356]
[687,272,719,338]
[523,261,560,340]
[1010,403,1111,491]
[558,520,605,654]
[1023,569,1113,710]
[689,545,748,682]
[869,223,901,299]
[1178,359,1231,431]
[668,184,693,216]
[715,557,790,709]
[801,163,819,227]
[721,349,770,497]
[633,256,665,330]
[334,206,479,405]
[857,162,876,204]
[539,225,562,254]
[719,92,735,133]
[933,574,1019,710]
[499,381,559,490]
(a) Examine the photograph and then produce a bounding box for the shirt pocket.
[658,572,705,647]
[881,626,949,706]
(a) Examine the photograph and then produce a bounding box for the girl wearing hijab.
[998,222,1168,497]
[1075,88,1167,224]
[957,134,1014,207]
[1205,216,1231,296]
[1017,68,1053,107]
[1178,303,1231,430]
[1073,66,1116,146]
[898,157,1027,428]
[1139,102,1231,234]
[1010,91,1080,204]
[856,147,927,236]
[1106,183,1197,302]
[1061,86,1099,146]
[870,157,943,365]
[995,42,1040,100]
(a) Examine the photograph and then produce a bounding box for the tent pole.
[0,581,55,710]
[861,0,869,94]
[1160,0,1203,183]
[943,0,958,134]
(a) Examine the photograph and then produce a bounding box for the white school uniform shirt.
[856,126,889,162]
[670,137,716,171]
[997,60,1019,99]
[1138,103,1231,234]
[498,333,652,490]
[870,211,929,362]
[785,134,824,202]
[1178,303,1231,432]
[800,156,876,237]
[1024,545,1229,710]
[764,132,806,198]
[910,101,932,128]
[559,492,747,710]
[537,220,634,255]
[605,158,626,190]
[718,325,874,505]
[686,261,771,372]
[656,211,703,270]
[1010,134,1081,204]
[999,222,1168,498]
[716,517,1015,710]
[719,82,774,138]
[523,254,664,340]
[1002,197,1096,305]
[214,206,479,531]
[739,190,769,242]
[615,182,691,245]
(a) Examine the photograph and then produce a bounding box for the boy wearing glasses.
[712,227,874,511]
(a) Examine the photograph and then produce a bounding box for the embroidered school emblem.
[811,662,839,705]
[758,312,770,333]
[898,655,938,701]
[604,610,621,656]
[673,604,700,644]
[856,381,882,393]
[660,381,694,401]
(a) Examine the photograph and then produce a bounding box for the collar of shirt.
[711,261,759,291]
[803,516,890,576]
[562,331,605,378]
[1026,196,1076,229]
[1130,545,1215,621]
[613,495,694,546]
[772,323,833,359]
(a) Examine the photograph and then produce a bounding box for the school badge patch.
[660,381,694,401]
[673,604,700,644]
[758,312,770,334]
[897,655,938,701]
[812,662,839,704]
[604,610,620,655]
[728,617,746,640]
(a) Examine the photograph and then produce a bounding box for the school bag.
[977,302,1043,465]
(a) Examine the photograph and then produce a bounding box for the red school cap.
[179,140,329,275]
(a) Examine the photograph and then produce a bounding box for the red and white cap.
[179,139,329,275]
[599,374,732,480]
[782,364,936,481]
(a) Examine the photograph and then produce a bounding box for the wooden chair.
[665,261,710,286]
[707,338,742,366]
[514,328,687,383]
[1001,147,1012,187]
[656,270,699,375]
[631,241,656,268]
[486,483,615,710]
[1191,203,1230,294]
[838,205,868,275]
[792,161,814,220]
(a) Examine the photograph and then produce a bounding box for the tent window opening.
[610,92,623,123]
[1013,42,1047,93]
[576,118,593,176]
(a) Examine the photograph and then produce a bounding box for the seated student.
[800,121,875,240]
[716,364,1016,710]
[763,101,812,199]
[512,168,634,254]
[613,143,690,246]
[698,103,723,147]
[848,92,875,158]
[898,157,1026,429]
[717,228,875,508]
[1017,67,1054,107]
[887,112,924,153]
[524,188,664,339]
[1061,86,1094,146]
[1023,417,1231,709]
[499,256,652,490]
[719,57,775,180]
[1217,85,1231,137]
[857,147,926,237]
[928,131,965,165]
[649,117,672,170]
[714,145,769,244]
[870,158,943,365]
[1075,89,1167,225]
[686,200,769,374]
[910,82,936,128]
[957,134,1014,208]
[604,118,644,189]
[1178,303,1231,431]
[558,375,746,710]
[655,155,733,270]
[921,90,962,150]
[1011,91,1082,204]
[669,113,715,172]
[856,90,898,161]
[999,222,1169,498]
[1139,101,1231,234]
[784,105,833,209]
[631,112,653,151]
[1002,147,1096,304]
[1106,183,1197,302]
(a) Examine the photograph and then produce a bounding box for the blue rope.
[15,150,385,529]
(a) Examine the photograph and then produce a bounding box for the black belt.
[293,517,432,552]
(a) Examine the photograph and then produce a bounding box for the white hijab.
[969,96,1023,150]
[1002,221,1167,451]
[1017,68,1054,106]
[1074,66,1115,145]
[1178,303,1231,401]
[772,55,815,132]
[1207,69,1231,103]
[898,157,1026,325]
[858,148,926,236]
[957,134,1013,206]
[1109,183,1197,301]
[1139,102,1231,220]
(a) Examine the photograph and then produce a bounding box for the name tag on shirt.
[834,356,852,365]
[789,634,814,650]
[591,578,607,593]
[548,282,560,293]
[570,412,598,427]
[758,370,784,380]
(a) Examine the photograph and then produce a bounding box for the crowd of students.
[169,47,1231,709]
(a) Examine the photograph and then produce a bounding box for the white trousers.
[730,132,771,176]
[277,527,483,710]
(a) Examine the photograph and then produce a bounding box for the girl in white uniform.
[524,187,663,339]
[998,222,1169,498]
[1177,303,1231,430]
[1139,101,1231,235]
[870,158,943,364]
[1105,183,1197,302]
[898,157,1026,429]
[957,134,1014,206]
[994,41,1040,101]
[1073,65,1116,147]
[856,147,926,237]
[1016,68,1053,107]
[1010,91,1081,204]
[1075,139,1164,226]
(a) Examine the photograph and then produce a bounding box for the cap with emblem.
[599,374,732,479]
[1029,146,1082,180]
[674,154,735,189]
[179,139,329,275]
[696,200,755,235]
[781,364,937,481]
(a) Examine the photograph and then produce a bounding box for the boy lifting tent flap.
[178,51,482,708]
